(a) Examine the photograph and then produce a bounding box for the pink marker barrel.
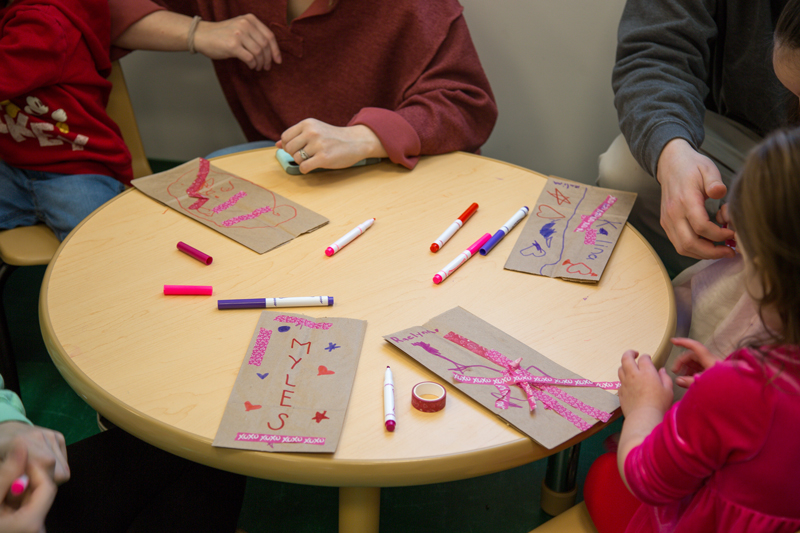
[164,285,213,295]
[177,242,213,265]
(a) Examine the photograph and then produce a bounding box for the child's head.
[775,0,800,118]
[729,128,800,346]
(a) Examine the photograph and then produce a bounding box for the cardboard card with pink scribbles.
[213,311,367,453]
[132,158,329,253]
[504,177,636,283]
[384,307,620,449]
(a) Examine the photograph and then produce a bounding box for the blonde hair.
[729,128,800,349]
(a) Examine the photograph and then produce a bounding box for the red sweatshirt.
[110,0,497,169]
[0,0,133,185]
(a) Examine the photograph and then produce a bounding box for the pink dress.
[624,346,800,532]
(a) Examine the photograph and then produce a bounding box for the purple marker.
[218,296,333,310]
[479,206,529,255]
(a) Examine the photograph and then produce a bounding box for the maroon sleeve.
[349,9,496,169]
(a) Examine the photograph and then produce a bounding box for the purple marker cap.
[177,242,213,265]
[479,230,506,256]
[217,298,266,310]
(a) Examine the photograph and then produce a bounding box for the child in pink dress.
[583,126,800,532]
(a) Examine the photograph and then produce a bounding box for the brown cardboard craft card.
[504,177,636,282]
[383,307,619,449]
[213,311,367,453]
[132,158,329,253]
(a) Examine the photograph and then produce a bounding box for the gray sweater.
[613,0,791,178]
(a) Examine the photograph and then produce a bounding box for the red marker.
[430,203,478,253]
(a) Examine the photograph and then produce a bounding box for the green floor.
[5,162,620,532]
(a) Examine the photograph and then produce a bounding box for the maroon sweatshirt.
[111,0,497,169]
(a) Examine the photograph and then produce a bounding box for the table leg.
[339,486,380,533]
[541,443,580,515]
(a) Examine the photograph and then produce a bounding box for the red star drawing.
[312,411,329,423]
[548,188,571,205]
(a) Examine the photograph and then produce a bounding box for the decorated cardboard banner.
[132,158,329,254]
[504,177,636,282]
[213,311,367,453]
[384,307,620,449]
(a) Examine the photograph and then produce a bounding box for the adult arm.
[613,0,734,259]
[109,0,280,70]
[279,6,497,173]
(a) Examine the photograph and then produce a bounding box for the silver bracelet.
[187,15,202,54]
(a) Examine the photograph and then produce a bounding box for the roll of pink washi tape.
[177,242,213,265]
[164,285,213,296]
[411,382,447,412]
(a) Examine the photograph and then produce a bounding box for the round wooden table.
[40,149,675,532]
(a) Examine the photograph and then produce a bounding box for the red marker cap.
[457,203,479,223]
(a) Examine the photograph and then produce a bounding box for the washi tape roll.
[411,382,446,412]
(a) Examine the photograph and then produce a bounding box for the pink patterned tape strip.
[453,374,619,390]
[273,316,332,330]
[187,158,211,210]
[443,331,615,430]
[235,433,325,445]
[575,195,617,233]
[248,328,272,366]
[222,205,272,227]
[212,191,248,214]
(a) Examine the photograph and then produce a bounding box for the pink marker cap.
[385,420,396,432]
[177,242,213,265]
[164,285,213,295]
[467,233,492,255]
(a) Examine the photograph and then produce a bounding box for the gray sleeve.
[612,0,717,178]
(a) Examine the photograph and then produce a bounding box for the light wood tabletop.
[40,149,675,532]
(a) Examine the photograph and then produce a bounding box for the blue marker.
[479,206,529,255]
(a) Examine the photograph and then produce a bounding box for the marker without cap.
[430,203,478,253]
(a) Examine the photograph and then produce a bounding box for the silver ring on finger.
[299,149,310,161]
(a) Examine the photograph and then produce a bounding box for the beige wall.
[120,0,626,185]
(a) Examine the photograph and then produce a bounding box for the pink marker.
[10,474,28,496]
[177,242,213,265]
[163,285,213,295]
[433,233,491,284]
[325,218,375,256]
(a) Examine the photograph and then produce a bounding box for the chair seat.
[0,225,60,266]
[529,502,598,533]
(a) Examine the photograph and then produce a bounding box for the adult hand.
[656,138,735,260]
[277,120,388,174]
[617,350,673,418]
[0,442,57,533]
[0,423,68,485]
[194,15,281,71]
[670,337,720,389]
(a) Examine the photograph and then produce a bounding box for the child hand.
[670,337,720,389]
[0,442,56,532]
[618,350,673,418]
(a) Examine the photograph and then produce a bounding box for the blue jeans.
[0,162,125,241]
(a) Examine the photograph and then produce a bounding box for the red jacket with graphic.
[0,0,133,185]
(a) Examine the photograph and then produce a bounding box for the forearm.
[114,10,195,51]
[617,406,666,492]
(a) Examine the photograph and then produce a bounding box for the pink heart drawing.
[318,366,335,376]
[244,401,262,411]
[536,205,565,219]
